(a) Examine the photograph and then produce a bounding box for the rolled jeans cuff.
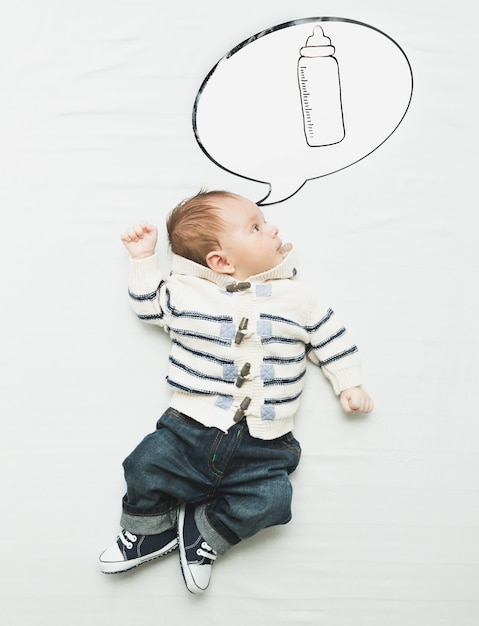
[120,507,177,536]
[195,504,234,555]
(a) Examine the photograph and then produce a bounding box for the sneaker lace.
[197,541,217,562]
[119,530,137,550]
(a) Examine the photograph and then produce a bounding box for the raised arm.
[120,222,158,259]
[120,222,166,327]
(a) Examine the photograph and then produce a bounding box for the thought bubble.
[193,17,413,204]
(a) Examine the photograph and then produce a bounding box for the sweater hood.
[170,243,296,288]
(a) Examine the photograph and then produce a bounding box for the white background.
[1,1,478,625]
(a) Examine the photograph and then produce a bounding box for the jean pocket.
[266,432,301,475]
[156,407,206,431]
[266,431,301,455]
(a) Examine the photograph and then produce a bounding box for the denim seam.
[207,423,245,484]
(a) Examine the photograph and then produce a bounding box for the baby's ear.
[206,250,235,275]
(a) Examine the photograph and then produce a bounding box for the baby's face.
[215,195,285,280]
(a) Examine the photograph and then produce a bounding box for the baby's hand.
[120,222,158,259]
[339,387,374,414]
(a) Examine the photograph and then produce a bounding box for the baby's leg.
[120,407,213,534]
[99,407,215,574]
[195,426,302,553]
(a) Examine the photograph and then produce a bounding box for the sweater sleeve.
[306,297,363,394]
[126,254,167,327]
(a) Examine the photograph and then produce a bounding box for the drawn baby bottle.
[297,25,345,147]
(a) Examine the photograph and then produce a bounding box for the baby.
[99,190,373,593]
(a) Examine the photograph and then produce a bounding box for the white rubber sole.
[99,537,178,574]
[177,504,212,594]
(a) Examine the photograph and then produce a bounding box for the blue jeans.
[120,407,301,554]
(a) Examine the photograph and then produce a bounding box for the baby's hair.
[166,189,237,266]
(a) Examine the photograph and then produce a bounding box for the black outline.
[192,16,414,205]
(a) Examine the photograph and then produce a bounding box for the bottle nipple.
[300,25,335,57]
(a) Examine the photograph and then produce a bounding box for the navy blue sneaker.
[178,503,217,593]
[99,528,178,573]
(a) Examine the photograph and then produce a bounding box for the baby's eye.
[252,224,260,232]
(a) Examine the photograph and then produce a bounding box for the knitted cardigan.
[127,244,363,440]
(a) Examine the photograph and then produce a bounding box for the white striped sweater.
[127,244,363,440]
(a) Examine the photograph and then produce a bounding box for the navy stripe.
[261,336,302,345]
[320,345,358,366]
[165,291,232,323]
[264,352,306,364]
[166,378,232,396]
[263,370,306,386]
[305,308,334,332]
[137,314,163,321]
[311,327,346,350]
[265,391,302,405]
[170,328,232,346]
[261,309,335,334]
[171,338,234,366]
[260,313,303,328]
[128,288,158,302]
[169,356,234,384]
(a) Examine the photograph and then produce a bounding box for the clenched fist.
[120,222,158,260]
